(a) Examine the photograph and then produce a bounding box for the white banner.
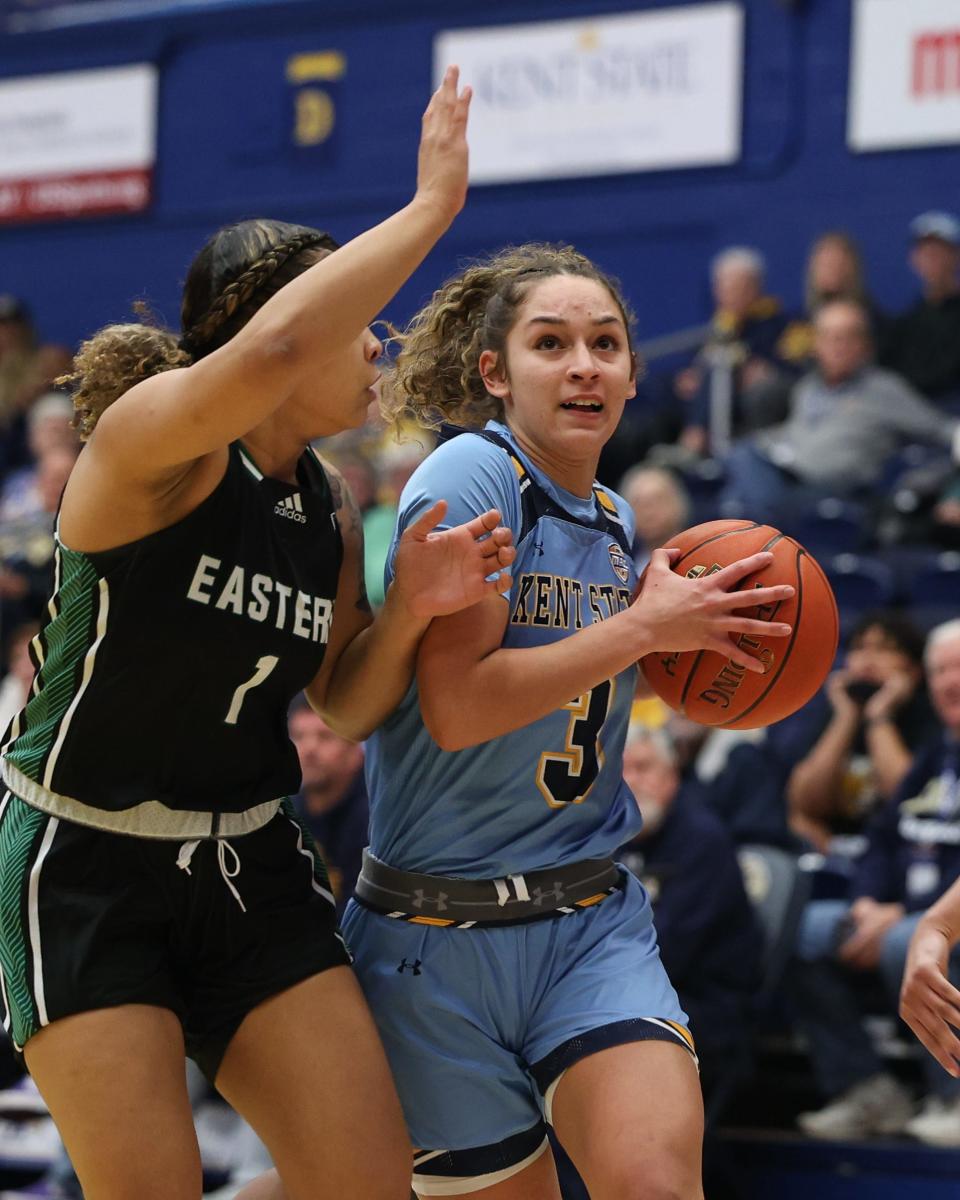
[849,0,960,152]
[0,64,156,221]
[434,3,743,184]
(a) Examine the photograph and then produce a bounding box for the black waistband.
[355,851,622,927]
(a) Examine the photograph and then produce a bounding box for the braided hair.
[180,219,339,358]
[384,243,636,433]
[58,218,339,438]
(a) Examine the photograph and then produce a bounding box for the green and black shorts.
[0,791,350,1081]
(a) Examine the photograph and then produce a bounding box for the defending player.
[0,70,514,1200]
[338,244,797,1199]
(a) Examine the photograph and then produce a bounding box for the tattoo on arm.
[324,459,372,616]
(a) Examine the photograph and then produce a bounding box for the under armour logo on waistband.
[532,883,567,906]
[412,888,449,912]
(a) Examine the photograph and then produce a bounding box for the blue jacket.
[853,735,960,913]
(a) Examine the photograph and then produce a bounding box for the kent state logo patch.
[608,542,630,584]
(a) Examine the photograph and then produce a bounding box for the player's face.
[293,326,383,438]
[481,276,636,468]
[927,636,960,735]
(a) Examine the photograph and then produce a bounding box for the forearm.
[422,608,645,751]
[315,587,429,741]
[786,714,858,820]
[787,809,831,853]
[239,197,450,368]
[865,718,913,798]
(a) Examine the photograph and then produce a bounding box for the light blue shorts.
[342,869,691,1186]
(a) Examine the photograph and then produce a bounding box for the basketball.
[640,519,839,730]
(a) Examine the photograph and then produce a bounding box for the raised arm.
[417,549,794,752]
[91,68,473,481]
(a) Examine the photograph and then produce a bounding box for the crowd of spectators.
[1,208,960,1195]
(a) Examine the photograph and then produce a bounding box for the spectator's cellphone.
[845,679,882,706]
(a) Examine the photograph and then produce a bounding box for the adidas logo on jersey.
[274,493,307,524]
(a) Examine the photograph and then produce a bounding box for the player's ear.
[479,349,509,399]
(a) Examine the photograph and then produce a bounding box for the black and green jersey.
[1,442,342,837]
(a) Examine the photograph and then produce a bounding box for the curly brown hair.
[384,243,637,433]
[57,324,190,441]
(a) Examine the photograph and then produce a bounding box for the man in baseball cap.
[910,211,960,248]
[880,212,960,403]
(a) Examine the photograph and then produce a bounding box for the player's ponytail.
[57,322,190,441]
[385,243,637,434]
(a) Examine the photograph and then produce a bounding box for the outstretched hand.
[901,923,960,1078]
[416,65,472,226]
[393,501,515,619]
[633,547,794,673]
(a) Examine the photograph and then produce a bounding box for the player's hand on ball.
[393,501,515,619]
[633,547,794,674]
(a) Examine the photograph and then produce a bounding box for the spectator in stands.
[288,695,369,915]
[931,469,960,549]
[691,722,802,851]
[618,465,691,573]
[0,445,77,634]
[617,725,763,1103]
[0,296,71,473]
[804,231,886,341]
[719,299,960,523]
[791,620,960,1142]
[787,612,934,858]
[679,247,803,455]
[364,437,433,608]
[0,392,78,521]
[0,620,37,734]
[879,211,960,404]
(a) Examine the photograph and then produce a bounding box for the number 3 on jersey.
[536,680,615,808]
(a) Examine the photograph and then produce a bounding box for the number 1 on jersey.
[225,655,279,725]
[537,680,614,808]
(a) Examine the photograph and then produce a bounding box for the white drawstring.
[216,839,247,912]
[176,838,247,912]
[176,840,200,873]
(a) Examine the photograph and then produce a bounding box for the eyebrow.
[525,315,622,327]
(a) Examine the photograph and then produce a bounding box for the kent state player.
[336,243,796,1200]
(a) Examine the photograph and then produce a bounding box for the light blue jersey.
[364,420,642,878]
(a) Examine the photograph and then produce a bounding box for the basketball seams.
[673,525,780,718]
[679,651,707,714]
[796,546,840,654]
[670,522,763,574]
[719,545,805,728]
[643,522,838,730]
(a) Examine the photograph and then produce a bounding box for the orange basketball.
[640,519,839,729]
